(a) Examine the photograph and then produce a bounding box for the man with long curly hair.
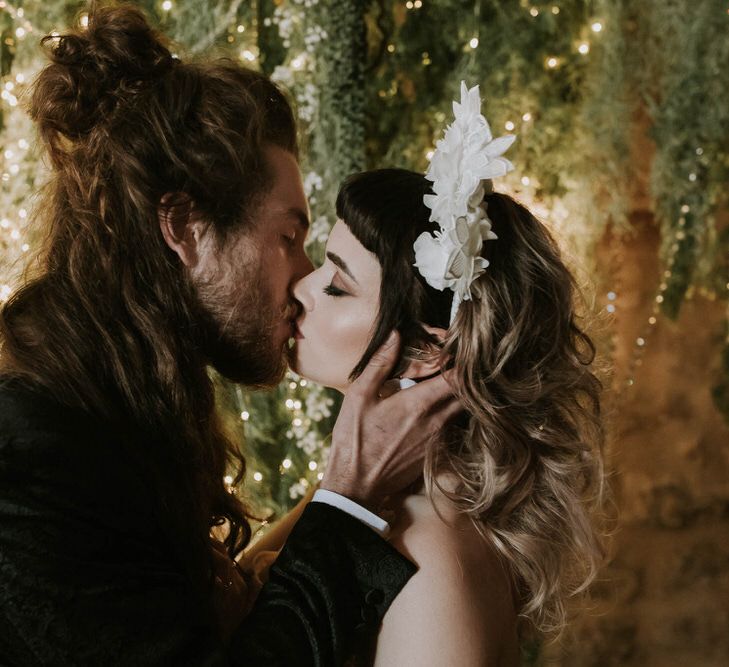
[0,4,457,665]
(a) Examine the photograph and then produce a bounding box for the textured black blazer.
[0,380,415,666]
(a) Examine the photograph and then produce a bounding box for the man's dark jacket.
[0,379,415,666]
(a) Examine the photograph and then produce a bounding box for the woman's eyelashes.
[323,279,348,297]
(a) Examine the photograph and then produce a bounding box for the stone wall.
[542,174,729,664]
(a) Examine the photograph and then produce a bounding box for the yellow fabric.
[237,485,316,596]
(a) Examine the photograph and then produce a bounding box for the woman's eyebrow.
[326,251,358,284]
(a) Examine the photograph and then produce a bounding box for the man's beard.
[190,249,289,388]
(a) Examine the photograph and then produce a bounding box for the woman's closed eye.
[323,281,348,297]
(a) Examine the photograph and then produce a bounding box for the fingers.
[349,330,401,400]
[391,368,457,412]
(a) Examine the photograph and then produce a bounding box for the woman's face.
[292,220,381,392]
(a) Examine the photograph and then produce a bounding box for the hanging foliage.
[0,0,728,523]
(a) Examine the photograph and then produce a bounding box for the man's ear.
[400,325,449,379]
[158,192,208,268]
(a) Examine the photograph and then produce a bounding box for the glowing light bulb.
[15,27,25,39]
[80,14,89,28]
[591,21,603,32]
[546,57,559,68]
[469,37,479,48]
[578,42,590,54]
[522,112,532,122]
[521,176,531,186]
[253,472,263,482]
[308,461,318,471]
[162,1,173,11]
[282,458,292,469]
[240,411,249,420]
[505,121,515,131]
[223,475,233,485]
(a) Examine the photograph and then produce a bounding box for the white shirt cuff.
[312,489,390,538]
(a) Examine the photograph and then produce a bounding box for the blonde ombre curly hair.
[339,169,608,638]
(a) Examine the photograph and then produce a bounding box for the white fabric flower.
[415,81,516,323]
[424,82,515,229]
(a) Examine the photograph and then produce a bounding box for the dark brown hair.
[0,1,296,613]
[338,169,607,637]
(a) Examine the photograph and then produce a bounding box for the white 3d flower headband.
[413,81,516,324]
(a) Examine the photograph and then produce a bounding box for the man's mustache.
[283,299,303,322]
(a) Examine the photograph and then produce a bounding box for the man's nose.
[294,251,315,284]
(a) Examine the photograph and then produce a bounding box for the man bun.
[31,2,175,142]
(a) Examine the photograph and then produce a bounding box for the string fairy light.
[622,209,689,390]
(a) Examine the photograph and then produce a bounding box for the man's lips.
[292,319,305,340]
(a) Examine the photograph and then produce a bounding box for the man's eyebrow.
[287,207,310,231]
[326,251,358,284]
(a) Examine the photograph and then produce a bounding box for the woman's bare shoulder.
[373,490,520,666]
[389,491,515,612]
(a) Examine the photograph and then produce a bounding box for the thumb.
[352,330,401,399]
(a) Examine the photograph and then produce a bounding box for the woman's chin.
[286,348,344,392]
[286,344,312,380]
